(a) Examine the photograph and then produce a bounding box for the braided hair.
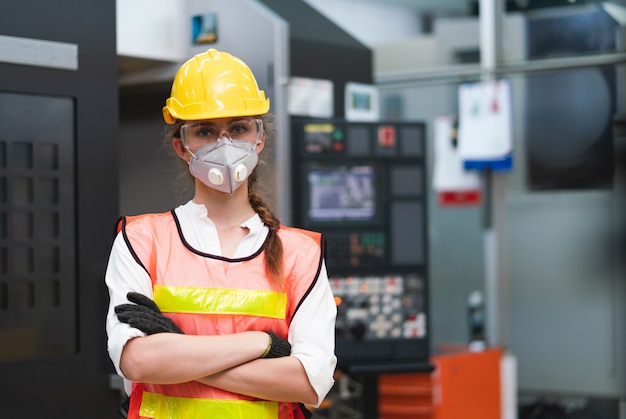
[246,114,284,288]
[248,187,284,287]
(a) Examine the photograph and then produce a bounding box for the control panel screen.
[306,165,376,224]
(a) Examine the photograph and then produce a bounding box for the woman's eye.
[229,123,248,134]
[196,127,217,138]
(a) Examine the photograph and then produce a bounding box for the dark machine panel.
[525,6,617,190]
[292,117,429,371]
[0,0,120,416]
[0,92,76,361]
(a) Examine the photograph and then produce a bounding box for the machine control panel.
[291,117,429,368]
[332,274,426,341]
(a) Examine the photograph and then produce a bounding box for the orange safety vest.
[117,210,324,419]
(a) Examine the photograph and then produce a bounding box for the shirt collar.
[186,199,264,231]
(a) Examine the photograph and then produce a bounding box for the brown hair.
[163,114,284,288]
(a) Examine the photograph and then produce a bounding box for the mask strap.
[184,145,197,162]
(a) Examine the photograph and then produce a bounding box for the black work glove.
[115,292,183,335]
[262,331,291,358]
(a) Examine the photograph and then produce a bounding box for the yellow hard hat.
[163,49,270,123]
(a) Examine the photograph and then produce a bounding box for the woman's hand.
[115,292,183,335]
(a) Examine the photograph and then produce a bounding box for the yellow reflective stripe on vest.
[140,391,278,419]
[153,285,287,319]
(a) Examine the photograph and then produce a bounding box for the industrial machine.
[291,117,431,373]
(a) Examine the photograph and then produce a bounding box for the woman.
[105,48,337,419]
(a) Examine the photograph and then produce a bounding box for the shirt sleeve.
[288,260,338,407]
[105,232,153,394]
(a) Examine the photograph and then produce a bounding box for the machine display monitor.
[306,165,376,224]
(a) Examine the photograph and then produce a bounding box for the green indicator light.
[333,130,344,141]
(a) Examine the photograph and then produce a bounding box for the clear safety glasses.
[180,118,263,146]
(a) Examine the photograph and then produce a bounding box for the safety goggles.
[180,118,263,145]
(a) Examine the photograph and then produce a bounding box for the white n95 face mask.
[186,138,259,194]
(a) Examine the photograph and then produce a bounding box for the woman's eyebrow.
[191,122,219,127]
[194,119,247,126]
